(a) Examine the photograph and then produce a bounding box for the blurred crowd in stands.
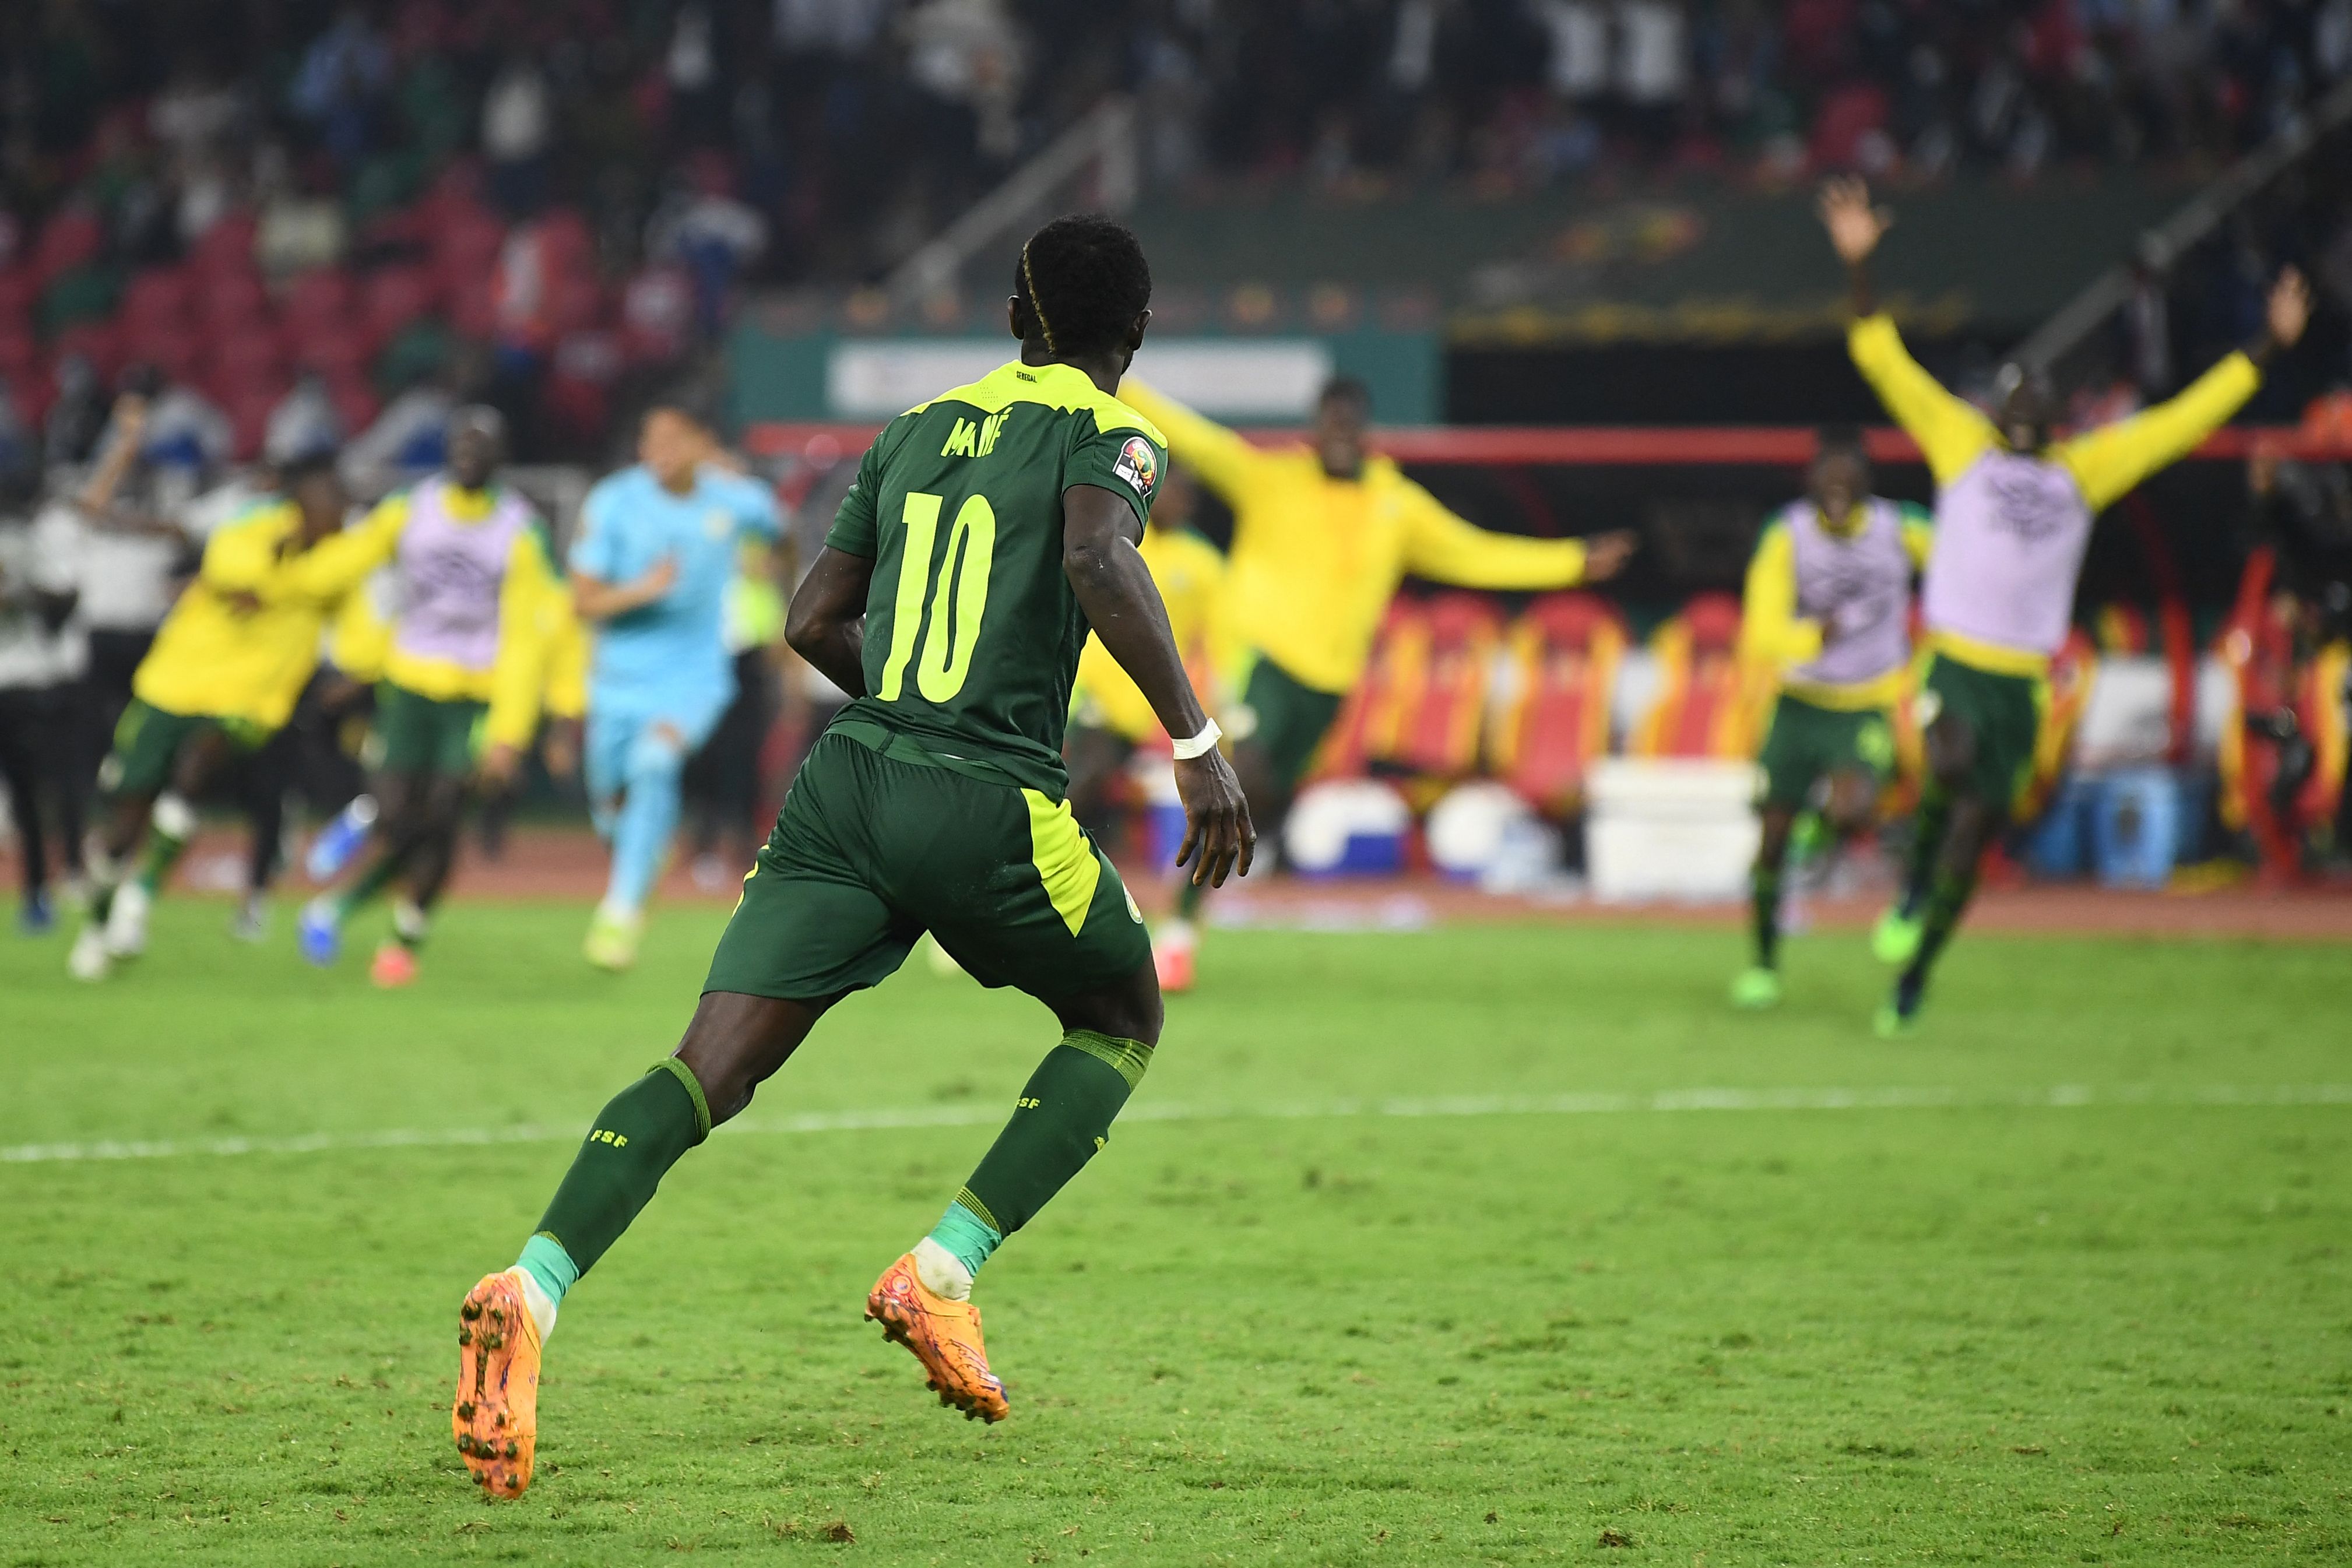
[0,1,2348,474]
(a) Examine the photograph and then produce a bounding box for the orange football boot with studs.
[864,1251,1009,1422]
[452,1270,542,1497]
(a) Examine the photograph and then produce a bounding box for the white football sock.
[912,1237,974,1301]
[509,1267,559,1343]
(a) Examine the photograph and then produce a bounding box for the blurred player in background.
[296,409,571,985]
[68,454,371,980]
[0,467,85,934]
[448,215,1251,1499]
[1062,461,1224,849]
[1732,428,1932,1009]
[1820,176,2311,1035]
[1118,375,1635,990]
[568,403,781,971]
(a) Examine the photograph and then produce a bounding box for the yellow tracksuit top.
[319,487,574,748]
[1120,382,1593,695]
[1071,524,1226,742]
[133,500,389,730]
[1847,314,2259,676]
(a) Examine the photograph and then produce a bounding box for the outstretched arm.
[1115,381,1267,505]
[1063,483,1254,887]
[2055,269,2309,512]
[1398,479,1634,588]
[783,546,873,699]
[1821,177,1995,486]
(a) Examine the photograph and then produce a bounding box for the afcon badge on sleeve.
[1112,435,1159,500]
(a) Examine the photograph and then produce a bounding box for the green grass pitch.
[2,900,2347,1565]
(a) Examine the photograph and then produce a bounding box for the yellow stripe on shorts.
[1022,789,1101,937]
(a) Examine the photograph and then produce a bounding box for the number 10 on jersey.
[878,490,997,703]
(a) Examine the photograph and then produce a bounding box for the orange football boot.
[452,1270,542,1497]
[864,1251,1009,1422]
[1153,934,1196,994]
[370,943,419,988]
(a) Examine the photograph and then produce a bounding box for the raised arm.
[782,545,874,699]
[1820,177,1996,486]
[1115,381,1268,505]
[1063,483,1253,888]
[2055,269,2308,512]
[1398,478,1633,588]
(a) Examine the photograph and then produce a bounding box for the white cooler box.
[1585,758,1760,902]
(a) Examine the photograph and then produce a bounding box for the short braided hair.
[1013,214,1151,358]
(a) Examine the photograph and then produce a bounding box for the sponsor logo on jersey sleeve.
[1112,436,1159,500]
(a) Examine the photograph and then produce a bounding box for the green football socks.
[1895,864,1978,1018]
[1898,786,1952,920]
[136,793,196,895]
[515,1232,579,1307]
[528,1058,711,1281]
[955,1029,1152,1250]
[926,1199,1004,1277]
[336,851,405,920]
[1175,874,1204,920]
[1749,860,1782,970]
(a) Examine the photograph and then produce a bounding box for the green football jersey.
[825,358,1169,794]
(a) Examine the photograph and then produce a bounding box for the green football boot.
[1870,905,1922,966]
[1729,966,1783,1010]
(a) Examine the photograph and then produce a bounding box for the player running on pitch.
[69,455,372,979]
[297,409,569,985]
[449,215,1252,1499]
[1731,428,1932,1008]
[1820,175,2311,1034]
[1063,460,1225,842]
[1118,375,1634,990]
[568,403,783,971]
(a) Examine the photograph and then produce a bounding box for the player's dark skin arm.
[1063,483,1254,890]
[782,547,873,698]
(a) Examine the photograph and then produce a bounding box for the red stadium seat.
[363,267,440,340]
[1387,592,1503,778]
[30,208,104,287]
[187,210,259,279]
[325,373,381,433]
[1315,599,1431,781]
[289,326,375,381]
[50,319,123,381]
[214,324,291,387]
[120,268,195,331]
[283,269,359,332]
[225,388,276,461]
[134,323,208,385]
[198,269,272,330]
[0,267,34,328]
[1631,592,1763,759]
[1489,592,1627,813]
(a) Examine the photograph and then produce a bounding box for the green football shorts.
[103,700,270,798]
[375,682,486,776]
[1918,652,2044,813]
[1756,692,1896,810]
[704,730,1152,1006]
[1233,653,1346,789]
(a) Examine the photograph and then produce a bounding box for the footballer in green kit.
[447,216,1256,1499]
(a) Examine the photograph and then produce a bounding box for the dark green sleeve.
[1065,413,1165,531]
[825,435,885,557]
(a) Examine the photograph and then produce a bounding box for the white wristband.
[1170,718,1223,761]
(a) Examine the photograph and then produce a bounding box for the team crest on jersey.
[1113,436,1158,499]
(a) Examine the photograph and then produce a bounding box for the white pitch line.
[4,1082,2349,1168]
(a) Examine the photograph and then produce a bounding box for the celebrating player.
[1062,460,1225,844]
[449,215,1250,1499]
[296,409,570,985]
[1820,175,2311,1034]
[68,455,373,980]
[1118,375,1634,990]
[1732,428,1932,1008]
[568,404,782,971]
